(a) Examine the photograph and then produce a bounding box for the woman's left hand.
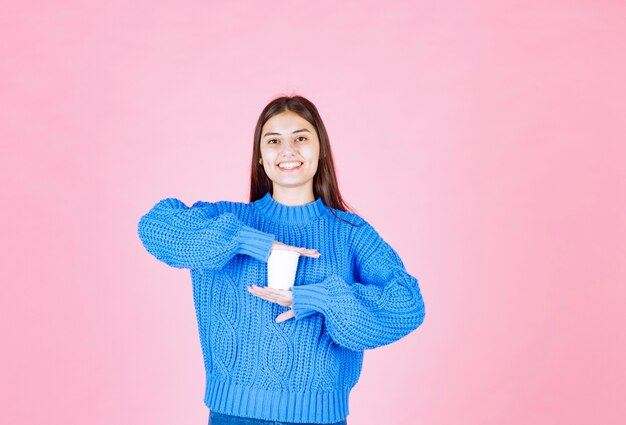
[247,285,295,323]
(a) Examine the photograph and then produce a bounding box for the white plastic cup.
[267,248,301,291]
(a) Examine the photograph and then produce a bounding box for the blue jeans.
[208,411,348,425]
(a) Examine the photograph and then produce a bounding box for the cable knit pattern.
[137,192,425,424]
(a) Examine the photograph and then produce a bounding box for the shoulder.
[327,209,383,248]
[331,210,403,266]
[327,208,369,227]
[329,209,381,233]
[191,199,247,212]
[177,199,246,221]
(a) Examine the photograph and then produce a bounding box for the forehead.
[262,111,314,133]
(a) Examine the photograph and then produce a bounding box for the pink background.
[2,1,625,424]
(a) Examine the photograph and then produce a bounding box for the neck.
[253,191,329,225]
[271,186,315,206]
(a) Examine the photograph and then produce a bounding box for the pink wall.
[2,1,624,424]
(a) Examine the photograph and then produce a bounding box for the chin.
[271,179,314,189]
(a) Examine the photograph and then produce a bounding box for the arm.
[291,224,425,351]
[137,198,275,269]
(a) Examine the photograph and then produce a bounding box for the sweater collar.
[253,192,329,225]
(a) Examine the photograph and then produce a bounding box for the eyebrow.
[262,128,312,137]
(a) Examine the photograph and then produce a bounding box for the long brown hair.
[249,95,361,225]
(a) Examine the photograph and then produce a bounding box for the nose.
[279,139,298,156]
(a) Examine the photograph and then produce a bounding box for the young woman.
[137,95,426,425]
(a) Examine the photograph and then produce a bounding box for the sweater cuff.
[236,225,275,262]
[292,281,331,320]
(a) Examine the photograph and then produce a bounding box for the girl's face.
[259,111,320,194]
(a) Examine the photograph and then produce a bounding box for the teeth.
[278,161,302,169]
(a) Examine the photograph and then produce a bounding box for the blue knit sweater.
[137,192,425,424]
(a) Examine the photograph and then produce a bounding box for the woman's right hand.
[272,240,321,258]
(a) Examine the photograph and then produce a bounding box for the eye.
[296,136,307,142]
[267,138,279,144]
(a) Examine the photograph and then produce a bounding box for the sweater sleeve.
[290,224,425,351]
[137,198,275,269]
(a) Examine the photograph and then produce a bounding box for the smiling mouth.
[277,161,303,170]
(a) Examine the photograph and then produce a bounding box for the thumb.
[275,309,295,323]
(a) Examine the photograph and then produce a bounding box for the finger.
[265,292,290,306]
[250,285,290,298]
[275,309,295,323]
[249,286,280,297]
[247,287,273,299]
[299,248,321,258]
[268,289,293,303]
[249,285,277,293]
[247,286,271,300]
[248,287,291,306]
